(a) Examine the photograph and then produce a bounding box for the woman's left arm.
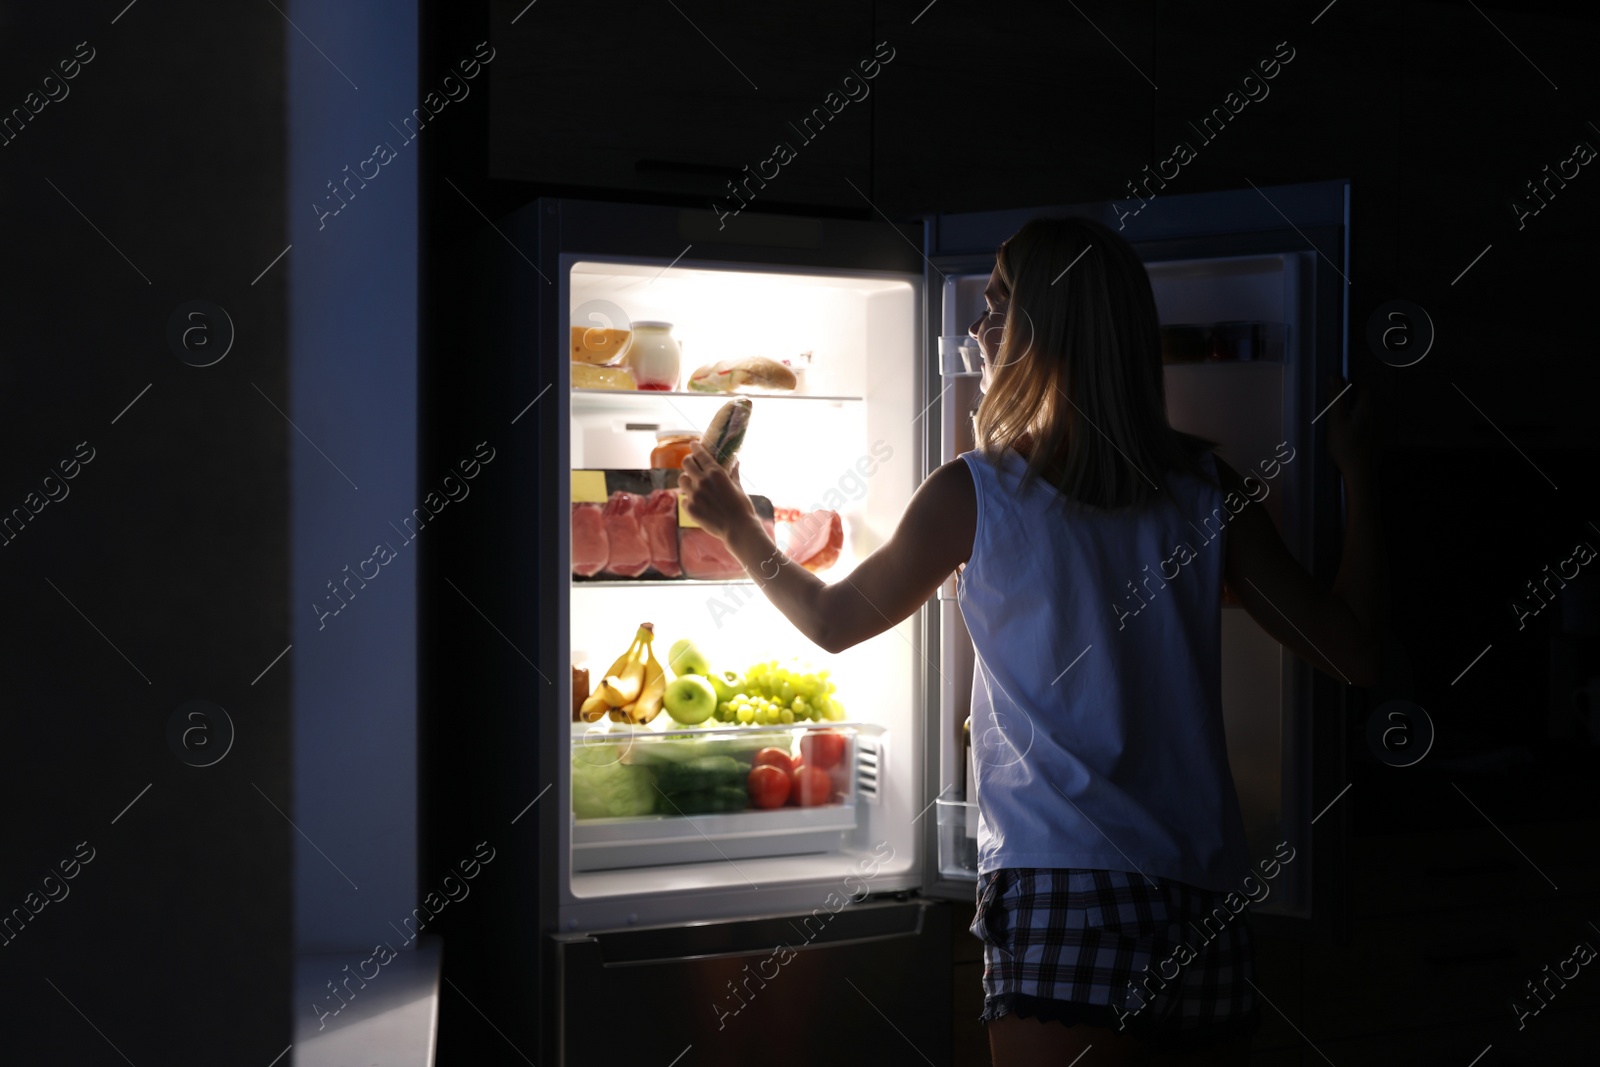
[679,442,976,654]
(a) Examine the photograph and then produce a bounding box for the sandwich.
[688,356,797,394]
[701,398,753,468]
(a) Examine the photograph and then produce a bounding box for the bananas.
[577,689,611,723]
[630,643,668,725]
[588,623,665,725]
[599,624,650,705]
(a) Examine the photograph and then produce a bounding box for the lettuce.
[571,754,657,819]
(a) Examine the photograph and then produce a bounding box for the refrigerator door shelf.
[935,798,980,878]
[573,803,859,872]
[1160,321,1288,363]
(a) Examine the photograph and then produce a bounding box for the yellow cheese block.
[571,362,636,390]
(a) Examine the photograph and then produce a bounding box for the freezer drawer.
[553,900,952,1066]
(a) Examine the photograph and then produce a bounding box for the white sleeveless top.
[957,447,1251,892]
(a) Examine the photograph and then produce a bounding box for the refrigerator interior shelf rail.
[572,803,858,872]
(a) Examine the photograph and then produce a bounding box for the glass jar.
[626,321,681,391]
[650,430,698,469]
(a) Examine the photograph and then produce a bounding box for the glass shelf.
[570,719,860,742]
[571,388,863,404]
[572,578,756,589]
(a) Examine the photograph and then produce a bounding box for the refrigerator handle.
[586,900,932,967]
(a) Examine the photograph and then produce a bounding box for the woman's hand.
[678,442,758,541]
[1324,375,1376,483]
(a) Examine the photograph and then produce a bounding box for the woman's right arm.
[1218,378,1385,686]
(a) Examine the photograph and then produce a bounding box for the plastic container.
[680,502,775,579]
[649,430,698,470]
[626,321,681,391]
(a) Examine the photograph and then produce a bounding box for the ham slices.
[571,503,608,577]
[775,508,843,573]
[599,492,650,577]
[680,518,776,580]
[571,477,802,581]
[573,489,683,578]
[639,489,681,578]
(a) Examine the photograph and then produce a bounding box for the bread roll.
[688,356,798,393]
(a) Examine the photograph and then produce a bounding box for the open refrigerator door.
[919,182,1351,933]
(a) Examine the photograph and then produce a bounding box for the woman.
[678,217,1383,1064]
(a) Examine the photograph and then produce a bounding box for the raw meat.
[679,519,775,581]
[778,509,843,573]
[571,503,608,577]
[679,528,742,580]
[600,492,650,577]
[640,489,681,578]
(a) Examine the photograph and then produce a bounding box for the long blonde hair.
[974,216,1213,509]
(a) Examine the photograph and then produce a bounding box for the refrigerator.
[427,179,1351,1066]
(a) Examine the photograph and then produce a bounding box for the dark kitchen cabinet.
[1297,821,1600,1063]
[488,0,874,210]
[1391,0,1600,450]
[870,0,1155,218]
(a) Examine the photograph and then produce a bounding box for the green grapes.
[721,660,845,727]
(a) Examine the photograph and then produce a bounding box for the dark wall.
[0,2,290,1063]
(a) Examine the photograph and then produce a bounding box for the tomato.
[792,765,833,807]
[747,765,790,809]
[753,747,794,775]
[800,730,847,771]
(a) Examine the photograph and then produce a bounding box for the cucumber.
[654,755,745,797]
[663,785,748,815]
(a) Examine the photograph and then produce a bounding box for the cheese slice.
[570,470,607,504]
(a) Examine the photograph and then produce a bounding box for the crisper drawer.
[553,900,952,1067]
[571,723,883,871]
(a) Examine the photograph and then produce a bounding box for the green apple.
[663,675,718,725]
[668,638,711,677]
[708,669,743,703]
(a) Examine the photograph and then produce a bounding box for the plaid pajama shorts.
[971,867,1263,1047]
